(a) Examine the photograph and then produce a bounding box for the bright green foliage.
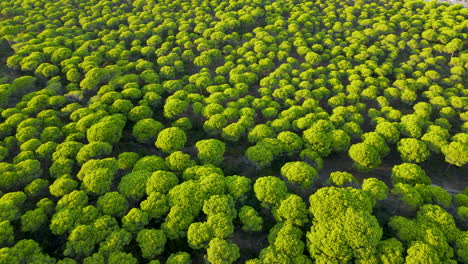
[24,178,49,198]
[277,131,303,155]
[280,161,318,188]
[375,122,400,144]
[203,195,237,219]
[376,238,405,264]
[82,167,115,195]
[362,178,389,201]
[146,170,179,194]
[165,151,194,172]
[166,252,191,264]
[49,158,75,178]
[442,141,468,167]
[405,242,441,264]
[164,99,189,119]
[136,229,167,259]
[199,173,226,199]
[0,220,14,246]
[238,206,263,232]
[132,118,164,143]
[97,192,128,217]
[118,170,152,200]
[50,141,83,163]
[254,176,289,207]
[203,114,228,135]
[225,175,252,201]
[257,246,292,264]
[195,139,226,165]
[327,171,357,187]
[140,192,169,219]
[161,205,196,239]
[397,138,430,163]
[307,206,382,263]
[118,152,140,170]
[272,223,306,258]
[245,145,274,168]
[78,159,118,195]
[300,148,324,171]
[207,238,240,264]
[309,187,374,222]
[207,213,235,238]
[56,190,88,211]
[248,124,275,143]
[155,127,187,153]
[133,155,168,172]
[21,208,47,232]
[348,143,381,171]
[302,129,333,157]
[455,194,468,207]
[257,138,283,156]
[182,164,223,181]
[98,229,132,257]
[421,130,449,154]
[122,208,149,233]
[108,251,138,264]
[274,194,309,226]
[458,207,468,220]
[187,222,213,249]
[35,142,58,160]
[392,183,424,210]
[0,239,55,264]
[50,209,78,235]
[128,105,153,122]
[414,184,452,209]
[331,129,351,152]
[0,0,467,261]
[87,115,126,145]
[64,224,99,257]
[391,163,431,185]
[168,181,204,214]
[362,132,390,157]
[389,204,463,262]
[82,252,105,264]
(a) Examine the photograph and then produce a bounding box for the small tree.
[391,163,431,186]
[97,192,128,217]
[362,178,389,201]
[146,171,179,194]
[254,176,289,207]
[87,115,126,145]
[280,161,318,188]
[136,229,167,259]
[133,119,164,144]
[206,238,240,264]
[397,138,430,163]
[274,194,309,226]
[195,139,225,165]
[327,171,357,187]
[348,143,381,171]
[238,206,263,232]
[155,127,187,153]
[245,145,274,168]
[442,141,468,167]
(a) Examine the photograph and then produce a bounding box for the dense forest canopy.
[0,0,467,263]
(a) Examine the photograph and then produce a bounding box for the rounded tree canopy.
[155,127,187,153]
[391,163,431,186]
[254,176,288,207]
[397,138,430,163]
[280,161,318,188]
[195,139,226,165]
[348,142,381,171]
